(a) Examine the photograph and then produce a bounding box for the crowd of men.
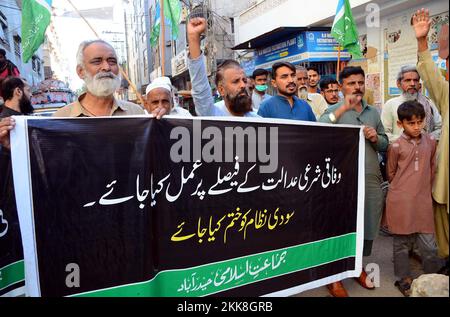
[0,8,448,297]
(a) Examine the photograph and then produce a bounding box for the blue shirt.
[258,95,317,122]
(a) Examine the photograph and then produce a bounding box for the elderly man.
[296,66,328,119]
[0,40,155,152]
[187,17,258,117]
[145,76,191,117]
[320,66,389,297]
[413,8,449,265]
[381,65,441,143]
[54,40,145,118]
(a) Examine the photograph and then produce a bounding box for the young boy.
[385,101,442,296]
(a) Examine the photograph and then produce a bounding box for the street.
[296,231,424,297]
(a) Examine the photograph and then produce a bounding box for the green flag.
[21,0,52,63]
[150,0,181,47]
[331,0,363,59]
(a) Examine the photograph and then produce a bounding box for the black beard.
[19,95,34,115]
[226,92,253,115]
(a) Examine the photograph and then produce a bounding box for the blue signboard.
[255,31,351,69]
[240,59,256,76]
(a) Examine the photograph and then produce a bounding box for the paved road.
[295,232,426,297]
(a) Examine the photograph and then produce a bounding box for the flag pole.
[66,0,145,106]
[160,0,166,76]
[337,46,341,82]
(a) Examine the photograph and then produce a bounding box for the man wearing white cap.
[145,77,192,117]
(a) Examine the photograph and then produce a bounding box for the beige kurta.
[53,93,145,117]
[417,50,449,258]
[417,50,449,211]
[386,133,436,234]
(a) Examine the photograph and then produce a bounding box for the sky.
[49,0,126,90]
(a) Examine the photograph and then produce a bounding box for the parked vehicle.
[31,79,76,116]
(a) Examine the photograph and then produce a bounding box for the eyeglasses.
[324,89,339,94]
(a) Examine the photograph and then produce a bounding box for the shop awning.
[232,26,332,50]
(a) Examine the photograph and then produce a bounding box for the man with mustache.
[258,62,316,122]
[145,76,191,117]
[381,65,441,143]
[53,40,146,118]
[320,66,388,297]
[320,78,341,106]
[296,66,328,119]
[187,17,258,117]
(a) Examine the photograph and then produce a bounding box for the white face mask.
[84,71,121,97]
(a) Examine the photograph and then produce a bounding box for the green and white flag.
[150,0,181,47]
[331,0,363,59]
[21,0,52,63]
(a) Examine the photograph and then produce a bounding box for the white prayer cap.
[146,76,172,95]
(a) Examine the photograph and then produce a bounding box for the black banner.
[12,116,364,297]
[0,148,25,296]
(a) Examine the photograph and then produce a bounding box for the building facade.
[233,0,449,110]
[124,0,256,98]
[0,0,45,86]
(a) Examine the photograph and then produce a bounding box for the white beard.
[298,87,308,100]
[402,91,418,101]
[84,72,121,97]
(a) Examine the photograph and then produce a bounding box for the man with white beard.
[54,40,146,118]
[296,66,328,120]
[381,65,442,143]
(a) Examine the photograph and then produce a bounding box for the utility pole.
[206,0,216,78]
[161,0,166,76]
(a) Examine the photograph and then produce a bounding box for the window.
[0,10,9,47]
[13,35,21,57]
[32,56,41,74]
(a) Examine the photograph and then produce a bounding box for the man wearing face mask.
[187,17,258,117]
[251,69,272,111]
[296,66,329,119]
[381,65,442,143]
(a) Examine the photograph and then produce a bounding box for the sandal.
[395,278,412,297]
